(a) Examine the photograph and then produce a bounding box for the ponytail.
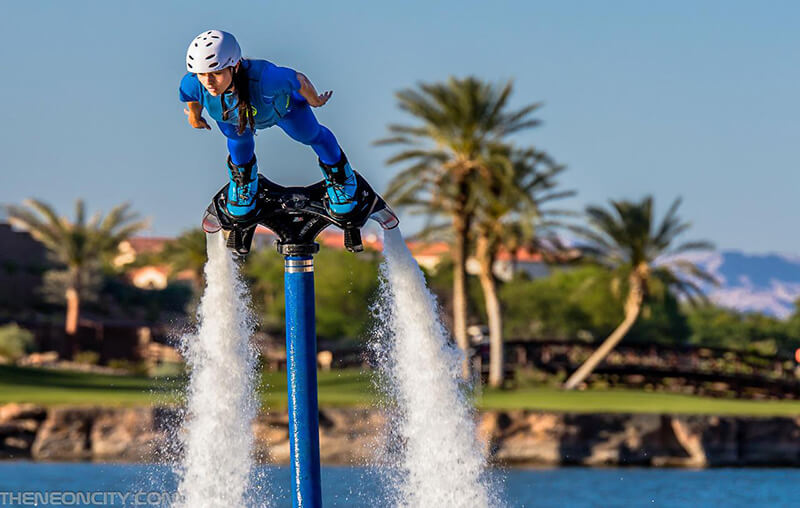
[220,60,256,135]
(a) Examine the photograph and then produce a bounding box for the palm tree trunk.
[563,275,644,390]
[64,270,81,358]
[65,287,80,335]
[476,234,504,388]
[452,212,471,379]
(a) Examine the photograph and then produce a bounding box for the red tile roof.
[496,248,544,263]
[251,227,549,264]
[407,241,451,257]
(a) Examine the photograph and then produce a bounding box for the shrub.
[0,323,35,361]
[107,358,150,376]
[73,350,100,366]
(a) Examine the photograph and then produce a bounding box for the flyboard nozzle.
[202,209,222,234]
[370,203,400,230]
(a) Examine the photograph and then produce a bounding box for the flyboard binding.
[201,171,399,257]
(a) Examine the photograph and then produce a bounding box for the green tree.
[159,228,208,289]
[377,76,543,375]
[244,246,380,343]
[501,266,622,340]
[243,247,285,332]
[473,145,573,387]
[6,199,148,355]
[563,196,714,390]
[500,265,690,345]
[314,248,381,343]
[688,304,797,354]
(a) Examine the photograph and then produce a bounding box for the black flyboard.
[202,171,399,256]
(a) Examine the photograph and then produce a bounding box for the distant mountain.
[681,251,800,318]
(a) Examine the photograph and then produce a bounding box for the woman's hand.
[307,90,333,107]
[184,102,211,130]
[297,73,333,107]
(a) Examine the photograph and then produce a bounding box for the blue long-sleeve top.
[179,59,302,130]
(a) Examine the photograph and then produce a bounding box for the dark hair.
[220,60,255,135]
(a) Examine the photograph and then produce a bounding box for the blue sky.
[1,1,798,253]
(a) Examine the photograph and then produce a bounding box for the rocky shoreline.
[1,404,798,467]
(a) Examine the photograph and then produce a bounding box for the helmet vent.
[186,30,240,73]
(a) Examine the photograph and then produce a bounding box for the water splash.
[175,233,262,508]
[373,227,495,508]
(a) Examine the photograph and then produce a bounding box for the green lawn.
[0,365,181,406]
[0,365,374,408]
[2,365,800,416]
[477,386,800,416]
[258,369,376,409]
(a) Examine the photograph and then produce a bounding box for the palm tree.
[6,199,148,355]
[159,228,208,290]
[474,146,574,387]
[562,196,715,390]
[377,76,543,375]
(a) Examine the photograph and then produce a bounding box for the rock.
[738,417,800,465]
[267,441,291,463]
[1,404,798,467]
[90,408,166,461]
[31,407,98,460]
[0,419,40,434]
[582,413,663,466]
[492,412,563,465]
[657,416,707,467]
[3,435,34,453]
[17,351,59,367]
[475,411,503,457]
[252,420,289,445]
[0,422,38,459]
[317,408,385,464]
[252,417,289,463]
[0,404,47,459]
[0,403,46,423]
[675,415,739,466]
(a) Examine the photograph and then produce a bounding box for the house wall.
[0,223,49,310]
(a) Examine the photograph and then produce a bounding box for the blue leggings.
[216,93,342,167]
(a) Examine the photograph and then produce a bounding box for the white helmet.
[186,30,241,73]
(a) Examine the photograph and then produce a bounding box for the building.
[0,222,50,310]
[113,237,170,267]
[468,248,551,282]
[114,237,196,290]
[127,266,171,290]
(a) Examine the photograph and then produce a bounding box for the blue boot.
[226,155,259,218]
[319,152,358,216]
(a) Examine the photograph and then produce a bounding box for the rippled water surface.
[0,463,798,507]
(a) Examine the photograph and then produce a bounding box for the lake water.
[0,462,797,507]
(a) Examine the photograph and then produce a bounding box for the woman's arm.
[296,73,332,107]
[184,101,211,130]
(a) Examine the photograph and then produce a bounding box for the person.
[179,29,360,219]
